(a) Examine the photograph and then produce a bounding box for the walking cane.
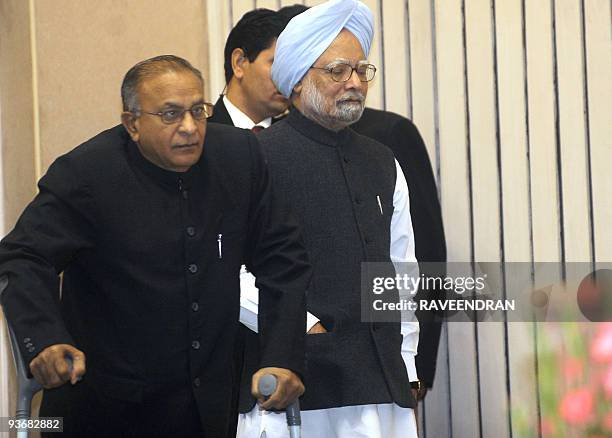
[1,276,42,438]
[258,374,302,438]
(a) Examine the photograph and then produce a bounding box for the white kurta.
[224,96,324,334]
[226,99,419,438]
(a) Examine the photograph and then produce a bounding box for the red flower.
[559,388,595,425]
[591,323,612,363]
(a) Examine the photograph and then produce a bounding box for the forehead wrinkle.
[146,82,203,97]
[138,76,204,109]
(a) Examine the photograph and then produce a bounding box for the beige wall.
[0,0,210,433]
[0,0,38,431]
[0,0,38,232]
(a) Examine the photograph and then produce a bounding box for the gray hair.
[121,55,204,112]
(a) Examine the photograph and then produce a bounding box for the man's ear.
[231,48,248,79]
[121,112,140,143]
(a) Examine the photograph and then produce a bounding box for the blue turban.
[272,0,374,98]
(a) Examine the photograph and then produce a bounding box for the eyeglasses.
[139,102,214,124]
[310,63,377,83]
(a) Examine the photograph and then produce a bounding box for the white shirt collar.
[222,95,272,130]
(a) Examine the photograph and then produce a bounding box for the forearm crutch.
[1,276,42,438]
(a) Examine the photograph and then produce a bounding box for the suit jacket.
[352,107,446,388]
[209,96,285,128]
[208,96,233,125]
[0,123,310,436]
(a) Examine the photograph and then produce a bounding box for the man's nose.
[178,111,198,134]
[345,69,364,90]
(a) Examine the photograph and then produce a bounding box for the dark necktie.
[251,125,264,134]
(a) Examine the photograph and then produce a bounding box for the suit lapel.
[209,97,234,126]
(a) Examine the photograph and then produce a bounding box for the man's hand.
[251,367,305,411]
[29,344,86,389]
[416,387,428,400]
[410,386,427,435]
[307,322,327,334]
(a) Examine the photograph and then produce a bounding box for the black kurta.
[0,123,311,437]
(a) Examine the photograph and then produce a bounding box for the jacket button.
[192,340,200,350]
[182,190,189,200]
[23,338,31,343]
[188,264,198,274]
[25,342,33,348]
[191,302,199,312]
[193,377,201,388]
[186,226,196,237]
[27,347,35,353]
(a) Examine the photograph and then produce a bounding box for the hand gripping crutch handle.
[258,374,302,438]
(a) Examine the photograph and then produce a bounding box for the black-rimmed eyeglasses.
[310,63,377,83]
[139,102,214,125]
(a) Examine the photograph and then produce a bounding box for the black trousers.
[40,379,203,438]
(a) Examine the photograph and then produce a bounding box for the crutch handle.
[257,374,302,438]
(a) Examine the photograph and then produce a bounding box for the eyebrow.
[324,58,369,68]
[161,99,205,109]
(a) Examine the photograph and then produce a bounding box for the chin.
[269,103,289,116]
[173,151,202,169]
[335,106,364,124]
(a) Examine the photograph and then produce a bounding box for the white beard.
[299,75,365,131]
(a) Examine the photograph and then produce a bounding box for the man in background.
[352,109,446,398]
[208,9,289,130]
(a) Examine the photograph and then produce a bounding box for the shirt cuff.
[401,325,419,381]
[306,312,320,332]
[402,350,419,381]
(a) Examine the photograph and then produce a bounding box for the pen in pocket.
[217,234,223,259]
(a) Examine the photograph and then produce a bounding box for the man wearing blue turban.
[236,1,419,437]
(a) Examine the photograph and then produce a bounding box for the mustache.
[337,91,365,103]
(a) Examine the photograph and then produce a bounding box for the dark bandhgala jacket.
[0,123,311,436]
[238,109,417,412]
[352,108,446,388]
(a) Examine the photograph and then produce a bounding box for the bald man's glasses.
[310,63,376,83]
[140,102,214,124]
